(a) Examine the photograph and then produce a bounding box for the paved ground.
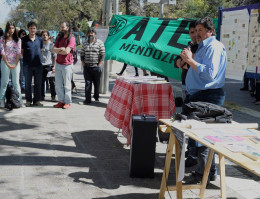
[0,61,259,199]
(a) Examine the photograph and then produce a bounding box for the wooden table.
[158,119,260,199]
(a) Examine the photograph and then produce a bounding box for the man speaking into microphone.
[180,16,227,182]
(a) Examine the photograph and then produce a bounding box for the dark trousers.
[119,63,139,76]
[243,73,256,91]
[20,59,25,90]
[256,79,260,100]
[187,138,197,159]
[24,65,43,103]
[184,88,225,176]
[41,65,56,97]
[83,66,102,103]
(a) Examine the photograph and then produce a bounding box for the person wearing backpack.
[0,21,22,108]
[0,28,4,87]
[52,22,75,109]
[80,28,105,104]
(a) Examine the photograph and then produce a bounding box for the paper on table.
[191,128,257,137]
[223,142,258,153]
[171,126,185,182]
[203,135,245,144]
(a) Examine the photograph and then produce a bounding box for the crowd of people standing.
[0,21,106,110]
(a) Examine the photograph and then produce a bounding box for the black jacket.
[176,101,232,123]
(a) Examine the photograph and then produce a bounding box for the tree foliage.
[143,0,258,18]
[7,0,103,31]
[5,0,260,31]
[125,0,145,16]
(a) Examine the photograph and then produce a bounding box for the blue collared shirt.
[186,36,227,95]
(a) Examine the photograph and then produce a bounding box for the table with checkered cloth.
[104,78,175,145]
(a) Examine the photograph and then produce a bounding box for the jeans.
[184,87,225,176]
[20,59,25,90]
[187,137,197,159]
[0,61,21,101]
[0,56,2,87]
[23,65,43,103]
[41,65,56,98]
[55,63,73,104]
[181,84,188,100]
[83,66,102,102]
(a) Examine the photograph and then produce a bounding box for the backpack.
[5,84,21,110]
[67,35,78,65]
[57,34,78,65]
[72,48,78,65]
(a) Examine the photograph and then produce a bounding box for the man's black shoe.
[249,89,255,93]
[255,100,260,105]
[185,156,198,167]
[240,87,248,91]
[95,98,99,102]
[209,174,217,181]
[192,171,217,184]
[79,100,91,105]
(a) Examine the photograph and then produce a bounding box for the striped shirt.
[80,39,105,66]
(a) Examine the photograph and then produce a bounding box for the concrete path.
[0,61,259,199]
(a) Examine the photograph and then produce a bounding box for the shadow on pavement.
[68,130,163,190]
[92,193,159,199]
[0,138,78,154]
[0,112,37,133]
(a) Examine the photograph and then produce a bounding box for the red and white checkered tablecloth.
[105,78,175,145]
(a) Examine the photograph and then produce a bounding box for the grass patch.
[224,101,243,111]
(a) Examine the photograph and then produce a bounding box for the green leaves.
[7,0,103,31]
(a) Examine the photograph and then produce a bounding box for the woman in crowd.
[18,29,27,92]
[0,21,22,108]
[0,28,4,86]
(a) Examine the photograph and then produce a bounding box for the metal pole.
[113,0,119,15]
[159,0,164,18]
[100,0,112,94]
[106,0,112,26]
[100,0,106,94]
[102,0,107,26]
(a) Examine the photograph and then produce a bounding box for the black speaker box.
[129,114,158,178]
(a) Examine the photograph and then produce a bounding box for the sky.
[0,0,18,27]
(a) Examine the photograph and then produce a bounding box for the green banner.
[105,15,217,80]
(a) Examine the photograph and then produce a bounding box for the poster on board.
[221,9,249,80]
[248,8,260,68]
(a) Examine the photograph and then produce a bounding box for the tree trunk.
[72,19,80,32]
[125,0,144,16]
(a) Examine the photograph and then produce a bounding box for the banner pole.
[160,0,164,18]
[100,0,112,94]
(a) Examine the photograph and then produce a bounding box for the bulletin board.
[219,3,260,80]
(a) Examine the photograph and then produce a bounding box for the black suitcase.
[129,114,158,178]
